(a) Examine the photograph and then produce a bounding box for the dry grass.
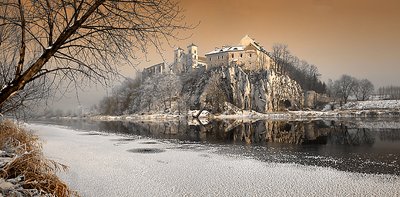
[0,120,40,154]
[0,120,78,196]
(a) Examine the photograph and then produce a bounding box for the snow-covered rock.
[188,110,210,118]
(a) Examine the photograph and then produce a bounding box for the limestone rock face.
[189,65,303,112]
[128,65,303,114]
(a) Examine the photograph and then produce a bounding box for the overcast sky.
[51,0,400,111]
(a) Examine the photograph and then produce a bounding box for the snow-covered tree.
[203,73,227,113]
[139,76,158,112]
[161,73,182,110]
[98,78,142,115]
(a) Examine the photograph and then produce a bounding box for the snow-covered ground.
[342,100,400,110]
[28,123,400,197]
[56,100,400,123]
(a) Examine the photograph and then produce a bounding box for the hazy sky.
[52,0,400,111]
[175,0,400,84]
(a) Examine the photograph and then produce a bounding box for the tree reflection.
[328,124,375,146]
[46,118,400,146]
[191,120,379,146]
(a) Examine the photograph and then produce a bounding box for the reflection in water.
[42,119,398,146]
[35,118,400,175]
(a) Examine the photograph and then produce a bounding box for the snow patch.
[188,110,210,118]
[343,100,400,110]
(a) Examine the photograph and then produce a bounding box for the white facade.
[142,62,167,79]
[144,35,272,78]
[171,43,207,74]
[205,35,273,70]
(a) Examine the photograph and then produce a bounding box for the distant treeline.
[377,86,400,100]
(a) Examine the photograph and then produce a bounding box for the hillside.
[99,65,303,115]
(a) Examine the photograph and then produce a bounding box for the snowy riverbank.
[28,123,400,197]
[0,121,75,196]
[47,100,400,122]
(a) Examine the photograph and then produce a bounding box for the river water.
[34,118,400,176]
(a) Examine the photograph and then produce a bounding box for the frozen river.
[28,120,400,197]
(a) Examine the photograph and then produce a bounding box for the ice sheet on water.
[28,123,400,197]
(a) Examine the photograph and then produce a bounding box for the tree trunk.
[0,0,106,111]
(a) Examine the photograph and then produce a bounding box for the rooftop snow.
[205,46,245,55]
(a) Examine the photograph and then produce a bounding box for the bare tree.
[141,75,159,112]
[0,0,188,113]
[270,43,290,73]
[333,75,357,104]
[161,73,181,109]
[353,79,374,101]
[378,86,400,100]
[204,73,227,113]
[270,43,325,93]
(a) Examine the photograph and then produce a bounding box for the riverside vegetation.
[0,120,77,197]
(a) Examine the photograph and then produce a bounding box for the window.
[209,57,212,61]
[240,53,243,58]
[218,56,220,60]
[194,50,197,54]
[249,54,252,58]
[231,54,234,58]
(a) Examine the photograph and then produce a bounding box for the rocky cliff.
[183,65,303,113]
[126,65,303,114]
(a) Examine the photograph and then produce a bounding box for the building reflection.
[50,118,400,146]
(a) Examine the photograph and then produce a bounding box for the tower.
[187,43,198,71]
[172,47,185,73]
[174,47,184,64]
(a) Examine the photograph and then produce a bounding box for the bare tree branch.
[0,0,190,113]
